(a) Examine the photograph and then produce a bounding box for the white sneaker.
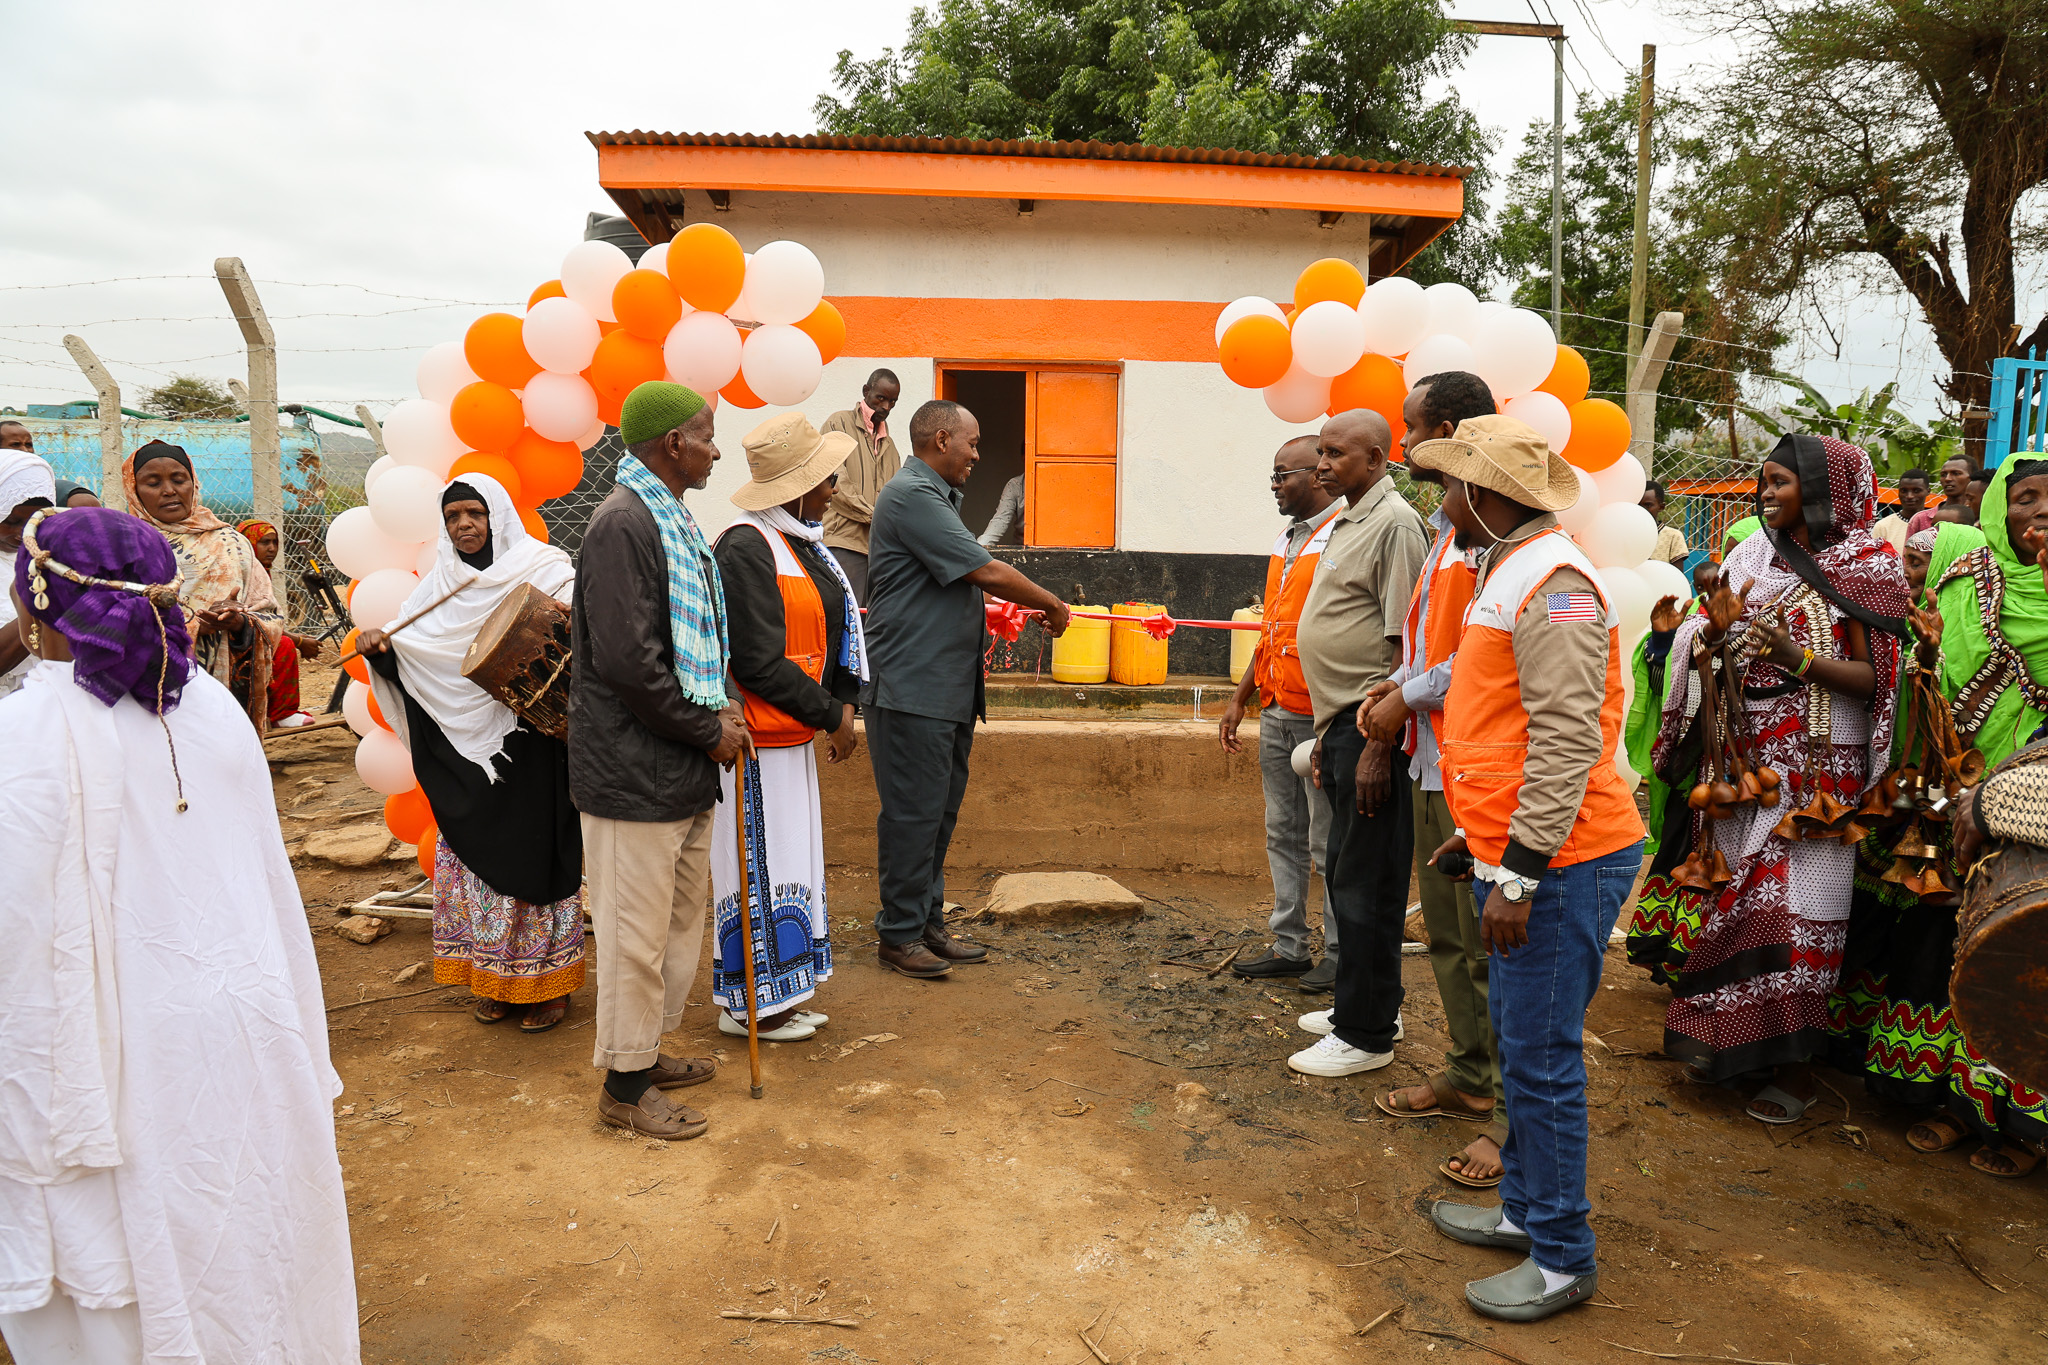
[1287,1032,1395,1077]
[794,1010,828,1029]
[718,1012,817,1042]
[1297,1009,1403,1041]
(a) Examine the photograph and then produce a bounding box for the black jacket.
[712,522,862,734]
[568,486,728,822]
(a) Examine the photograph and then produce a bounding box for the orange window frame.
[934,360,1122,551]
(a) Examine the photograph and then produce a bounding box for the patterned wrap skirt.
[711,742,834,1018]
[431,841,587,1004]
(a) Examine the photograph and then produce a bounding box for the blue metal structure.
[10,415,322,516]
[1986,354,2048,468]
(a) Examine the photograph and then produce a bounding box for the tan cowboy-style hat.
[1408,413,1579,513]
[732,412,857,512]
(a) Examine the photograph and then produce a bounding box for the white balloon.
[367,463,446,543]
[1502,391,1572,455]
[637,241,670,276]
[1557,466,1602,535]
[1581,502,1659,569]
[746,240,825,326]
[1591,453,1648,511]
[1638,557,1693,610]
[1464,300,1512,345]
[354,729,417,796]
[663,311,743,393]
[415,340,479,403]
[523,296,601,374]
[1597,564,1653,638]
[1263,365,1332,424]
[350,567,420,633]
[523,371,600,443]
[1471,307,1558,401]
[1358,277,1430,357]
[363,455,394,498]
[414,538,440,576]
[380,399,464,475]
[574,417,607,450]
[1215,296,1288,346]
[1290,301,1367,379]
[342,676,379,737]
[740,324,824,406]
[1422,282,1479,343]
[326,505,418,580]
[1402,333,1476,391]
[561,239,633,323]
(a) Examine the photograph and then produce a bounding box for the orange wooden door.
[1028,369,1118,548]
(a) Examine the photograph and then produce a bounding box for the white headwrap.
[383,474,574,778]
[0,448,56,523]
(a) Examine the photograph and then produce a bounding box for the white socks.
[1493,1215,1579,1291]
[1495,1213,1523,1235]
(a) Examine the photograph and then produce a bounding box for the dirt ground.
[256,707,2048,1365]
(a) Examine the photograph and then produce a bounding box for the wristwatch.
[1497,874,1542,903]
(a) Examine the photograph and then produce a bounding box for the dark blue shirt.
[864,456,995,722]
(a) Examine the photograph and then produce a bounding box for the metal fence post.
[62,335,127,513]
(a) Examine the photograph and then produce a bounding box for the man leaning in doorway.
[1219,435,1343,992]
[821,368,903,605]
[1286,409,1426,1078]
[864,399,1072,980]
[1360,370,1508,1188]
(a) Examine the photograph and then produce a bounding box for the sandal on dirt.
[1438,1123,1508,1188]
[1744,1084,1813,1125]
[1906,1112,1971,1154]
[1376,1072,1497,1123]
[473,998,513,1025]
[1970,1144,2043,1179]
[520,998,569,1033]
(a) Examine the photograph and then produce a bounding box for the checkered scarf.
[615,455,730,711]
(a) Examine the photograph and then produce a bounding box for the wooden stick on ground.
[1601,1344,1799,1365]
[719,1310,860,1328]
[325,983,456,1014]
[1402,1325,1535,1365]
[1355,1304,1401,1336]
[1204,945,1245,977]
[1945,1232,2008,1294]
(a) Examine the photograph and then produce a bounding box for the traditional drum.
[461,582,572,740]
[1953,745,2048,1095]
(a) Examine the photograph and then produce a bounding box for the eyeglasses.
[1270,468,1318,485]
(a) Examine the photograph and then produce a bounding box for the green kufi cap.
[619,381,707,446]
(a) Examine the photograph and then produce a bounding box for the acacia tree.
[140,374,238,420]
[814,0,1500,283]
[1672,0,2048,447]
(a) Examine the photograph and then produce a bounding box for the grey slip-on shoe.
[1465,1257,1598,1322]
[1429,1200,1534,1251]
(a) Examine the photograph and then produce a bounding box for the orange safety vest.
[1439,528,1644,868]
[1253,513,1337,713]
[1400,527,1476,753]
[733,517,830,750]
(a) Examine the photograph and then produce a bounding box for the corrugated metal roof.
[586,131,1470,180]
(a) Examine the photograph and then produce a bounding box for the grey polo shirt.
[1296,474,1427,734]
[864,455,995,723]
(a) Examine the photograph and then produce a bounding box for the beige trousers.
[582,809,715,1071]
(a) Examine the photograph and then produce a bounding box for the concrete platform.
[985,672,1246,721]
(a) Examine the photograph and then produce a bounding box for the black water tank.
[584,213,651,264]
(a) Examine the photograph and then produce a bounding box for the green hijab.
[1921,520,1987,599]
[1720,515,1761,558]
[1934,460,2048,764]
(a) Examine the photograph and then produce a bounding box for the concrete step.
[985,672,1244,720]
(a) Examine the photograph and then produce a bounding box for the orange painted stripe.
[598,144,1464,218]
[833,296,1218,363]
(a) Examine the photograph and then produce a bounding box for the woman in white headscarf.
[0,448,56,700]
[356,475,586,1032]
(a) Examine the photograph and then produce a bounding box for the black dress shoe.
[1232,948,1312,978]
[1295,955,1338,993]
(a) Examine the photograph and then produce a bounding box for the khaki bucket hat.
[1408,413,1579,513]
[733,412,857,512]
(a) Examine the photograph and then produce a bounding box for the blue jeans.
[1480,841,1643,1277]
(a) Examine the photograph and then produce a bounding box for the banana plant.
[1740,373,1960,478]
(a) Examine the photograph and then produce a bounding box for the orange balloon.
[594,387,625,429]
[795,299,847,363]
[1329,353,1408,454]
[518,507,550,543]
[416,823,439,880]
[1562,398,1631,471]
[341,629,369,684]
[465,313,542,389]
[613,268,683,343]
[365,685,392,732]
[1294,257,1366,310]
[448,380,526,453]
[721,368,767,409]
[1218,315,1293,389]
[586,330,666,406]
[528,280,566,308]
[506,430,584,502]
[447,451,524,504]
[385,787,433,846]
[668,223,746,313]
[1538,345,1591,407]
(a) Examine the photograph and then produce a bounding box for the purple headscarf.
[13,506,194,711]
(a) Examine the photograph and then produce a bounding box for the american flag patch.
[1546,592,1601,623]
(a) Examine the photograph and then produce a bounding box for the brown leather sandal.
[473,997,512,1024]
[519,997,569,1033]
[1906,1112,1970,1154]
[1439,1121,1510,1188]
[1375,1072,1497,1122]
[1970,1143,2043,1179]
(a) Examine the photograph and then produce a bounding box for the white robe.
[0,662,358,1364]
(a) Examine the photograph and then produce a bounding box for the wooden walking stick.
[733,731,765,1100]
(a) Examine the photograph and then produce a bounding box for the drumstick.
[329,574,479,669]
[734,730,766,1100]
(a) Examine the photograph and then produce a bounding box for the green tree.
[1743,374,1962,480]
[140,374,239,420]
[814,0,1500,282]
[1668,0,2048,447]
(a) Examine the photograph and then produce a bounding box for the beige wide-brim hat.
[733,411,857,512]
[1409,413,1579,513]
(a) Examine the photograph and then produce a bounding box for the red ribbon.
[982,603,1262,640]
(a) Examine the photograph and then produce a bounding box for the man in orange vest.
[1359,372,1507,1189]
[1410,416,1646,1323]
[1219,435,1343,986]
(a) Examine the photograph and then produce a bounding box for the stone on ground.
[980,871,1143,923]
[303,823,398,866]
[335,914,393,945]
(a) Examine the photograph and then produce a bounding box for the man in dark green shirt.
[865,400,1072,979]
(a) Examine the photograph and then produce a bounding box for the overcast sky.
[2,1,2029,426]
